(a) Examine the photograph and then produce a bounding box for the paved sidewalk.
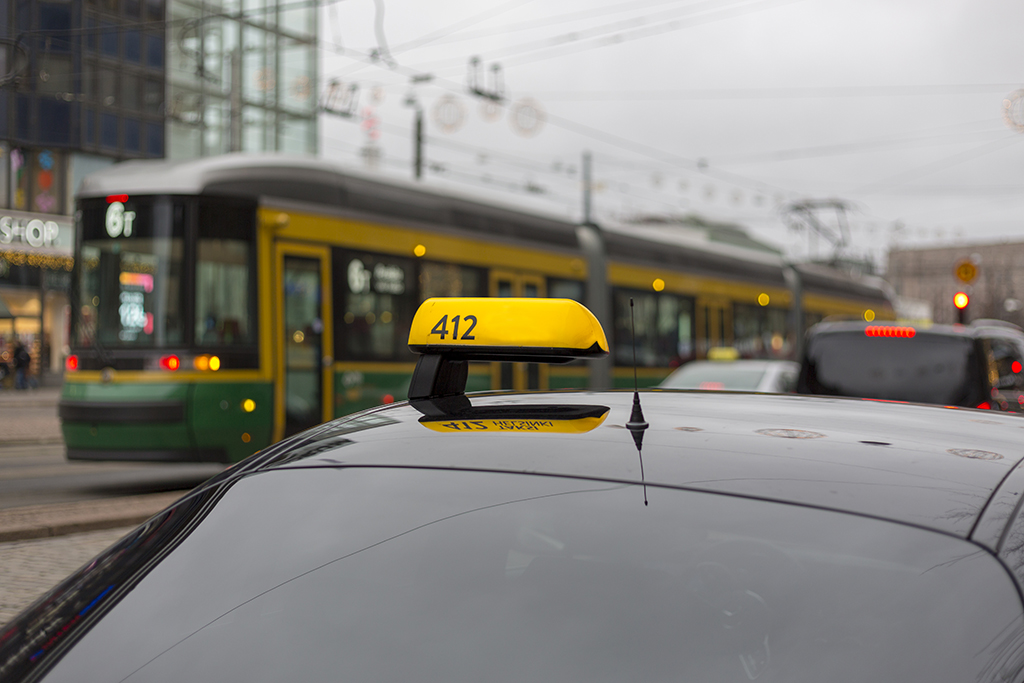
[0,385,63,446]
[0,526,135,626]
[0,491,182,542]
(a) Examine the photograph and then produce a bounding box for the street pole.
[414,107,423,180]
[582,150,592,225]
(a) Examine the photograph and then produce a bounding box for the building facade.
[887,241,1024,327]
[0,0,317,383]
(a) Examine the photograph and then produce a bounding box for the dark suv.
[797,320,1015,411]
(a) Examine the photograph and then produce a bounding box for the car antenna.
[626,298,649,505]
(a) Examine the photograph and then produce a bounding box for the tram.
[59,154,892,463]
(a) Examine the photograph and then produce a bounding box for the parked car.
[971,319,1024,412]
[659,355,799,393]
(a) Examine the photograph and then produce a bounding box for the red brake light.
[1014,361,1022,374]
[699,381,725,390]
[106,194,129,203]
[66,355,78,371]
[865,325,916,338]
[159,355,180,371]
[976,402,991,410]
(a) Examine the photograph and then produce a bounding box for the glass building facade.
[166,0,318,158]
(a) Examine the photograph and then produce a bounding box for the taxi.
[5,298,1024,682]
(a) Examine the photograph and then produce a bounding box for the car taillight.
[977,401,991,410]
[66,355,78,371]
[864,325,916,338]
[159,355,180,371]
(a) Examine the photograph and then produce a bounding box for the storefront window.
[613,289,694,367]
[75,197,184,347]
[334,249,416,361]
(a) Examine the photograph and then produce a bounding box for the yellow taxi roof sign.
[707,347,740,361]
[409,297,608,363]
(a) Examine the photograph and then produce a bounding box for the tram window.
[195,199,257,347]
[613,289,695,367]
[419,262,486,299]
[75,196,185,347]
[548,278,584,303]
[734,304,792,359]
[334,249,416,361]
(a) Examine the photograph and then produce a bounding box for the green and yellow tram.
[60,154,892,463]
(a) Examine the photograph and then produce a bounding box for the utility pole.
[414,106,423,180]
[582,150,593,225]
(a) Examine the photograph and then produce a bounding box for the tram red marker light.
[66,355,78,371]
[106,194,129,203]
[160,355,180,371]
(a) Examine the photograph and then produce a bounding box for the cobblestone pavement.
[0,526,133,626]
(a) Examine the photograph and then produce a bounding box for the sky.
[316,0,1024,270]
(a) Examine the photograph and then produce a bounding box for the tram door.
[490,271,547,391]
[696,297,732,358]
[275,244,334,440]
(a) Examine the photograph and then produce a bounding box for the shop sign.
[0,216,61,248]
[0,210,72,253]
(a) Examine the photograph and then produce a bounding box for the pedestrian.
[13,341,31,391]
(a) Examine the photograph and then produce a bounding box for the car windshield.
[661,362,767,390]
[45,467,1023,683]
[801,330,985,405]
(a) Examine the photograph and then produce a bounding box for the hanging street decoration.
[433,94,466,134]
[509,98,545,138]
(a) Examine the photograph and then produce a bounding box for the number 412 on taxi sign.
[431,314,477,340]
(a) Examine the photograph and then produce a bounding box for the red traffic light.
[954,292,970,310]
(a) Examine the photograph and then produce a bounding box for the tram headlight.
[194,355,209,371]
[209,356,221,371]
[242,399,256,413]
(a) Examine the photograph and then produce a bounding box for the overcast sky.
[317,0,1024,268]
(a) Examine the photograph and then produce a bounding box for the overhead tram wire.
[712,123,1011,165]
[385,0,709,52]
[328,120,580,208]
[332,0,542,81]
[412,0,809,77]
[853,135,1024,196]
[322,0,723,84]
[531,84,1024,101]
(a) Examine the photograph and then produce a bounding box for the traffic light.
[954,291,970,324]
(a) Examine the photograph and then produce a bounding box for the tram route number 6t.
[431,315,477,340]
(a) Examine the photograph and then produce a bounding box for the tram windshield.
[75,196,186,348]
[74,195,257,352]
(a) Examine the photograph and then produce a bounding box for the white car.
[660,358,800,393]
